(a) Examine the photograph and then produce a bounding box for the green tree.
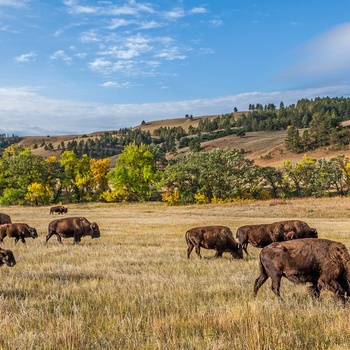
[162,148,257,204]
[107,142,161,201]
[281,155,318,197]
[0,146,64,205]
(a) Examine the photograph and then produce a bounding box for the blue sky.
[1,0,350,135]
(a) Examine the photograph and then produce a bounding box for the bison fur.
[253,238,350,303]
[186,225,243,259]
[46,217,100,244]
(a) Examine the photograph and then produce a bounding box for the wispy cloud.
[63,0,155,16]
[15,52,37,63]
[100,81,130,88]
[50,50,73,64]
[1,85,350,136]
[278,22,350,83]
[0,0,27,8]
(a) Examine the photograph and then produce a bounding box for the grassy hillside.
[16,113,350,168]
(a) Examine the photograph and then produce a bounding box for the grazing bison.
[236,220,318,256]
[46,217,101,244]
[0,223,38,244]
[0,248,16,267]
[0,213,11,224]
[253,238,350,302]
[185,225,243,259]
[50,206,68,214]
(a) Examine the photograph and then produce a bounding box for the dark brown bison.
[0,213,11,224]
[253,238,350,303]
[0,248,16,267]
[46,217,101,244]
[50,206,68,214]
[236,220,318,256]
[185,225,243,259]
[0,223,38,244]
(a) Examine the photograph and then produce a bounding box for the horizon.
[1,1,350,136]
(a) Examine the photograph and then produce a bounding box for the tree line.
[2,143,350,206]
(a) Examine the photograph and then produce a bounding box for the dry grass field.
[1,198,350,349]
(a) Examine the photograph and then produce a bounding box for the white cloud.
[1,85,350,136]
[15,52,37,63]
[64,0,155,16]
[163,7,185,20]
[100,81,130,88]
[107,18,134,30]
[50,50,73,64]
[0,0,27,8]
[189,7,207,15]
[279,22,350,82]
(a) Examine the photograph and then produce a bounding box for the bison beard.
[253,238,350,303]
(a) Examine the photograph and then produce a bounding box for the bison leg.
[253,260,269,297]
[187,243,194,259]
[215,250,223,258]
[317,276,347,303]
[46,231,63,244]
[194,244,202,259]
[242,242,249,256]
[73,234,81,244]
[254,273,269,297]
[308,284,321,299]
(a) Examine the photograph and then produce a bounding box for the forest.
[1,96,350,205]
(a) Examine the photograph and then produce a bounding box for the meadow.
[1,198,350,349]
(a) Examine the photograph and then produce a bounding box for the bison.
[236,220,318,256]
[0,213,11,224]
[185,225,243,259]
[50,206,68,214]
[46,217,101,244]
[0,248,16,267]
[0,223,38,244]
[253,238,350,303]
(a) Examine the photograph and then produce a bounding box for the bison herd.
[186,220,350,303]
[1,209,350,304]
[0,208,101,274]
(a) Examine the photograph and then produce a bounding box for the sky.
[1,1,350,136]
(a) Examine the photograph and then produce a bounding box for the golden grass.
[1,198,350,349]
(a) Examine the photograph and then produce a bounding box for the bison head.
[0,249,16,267]
[28,227,38,239]
[230,243,244,259]
[309,228,318,238]
[90,222,101,239]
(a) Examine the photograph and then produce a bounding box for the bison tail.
[185,231,190,245]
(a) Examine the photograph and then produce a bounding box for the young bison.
[185,225,243,259]
[253,238,350,303]
[0,223,38,244]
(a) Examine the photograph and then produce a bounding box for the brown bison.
[253,238,350,302]
[46,217,101,244]
[50,206,68,214]
[0,223,38,244]
[236,220,318,256]
[0,248,16,267]
[0,213,11,224]
[185,225,243,259]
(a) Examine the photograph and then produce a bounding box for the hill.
[15,113,350,168]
